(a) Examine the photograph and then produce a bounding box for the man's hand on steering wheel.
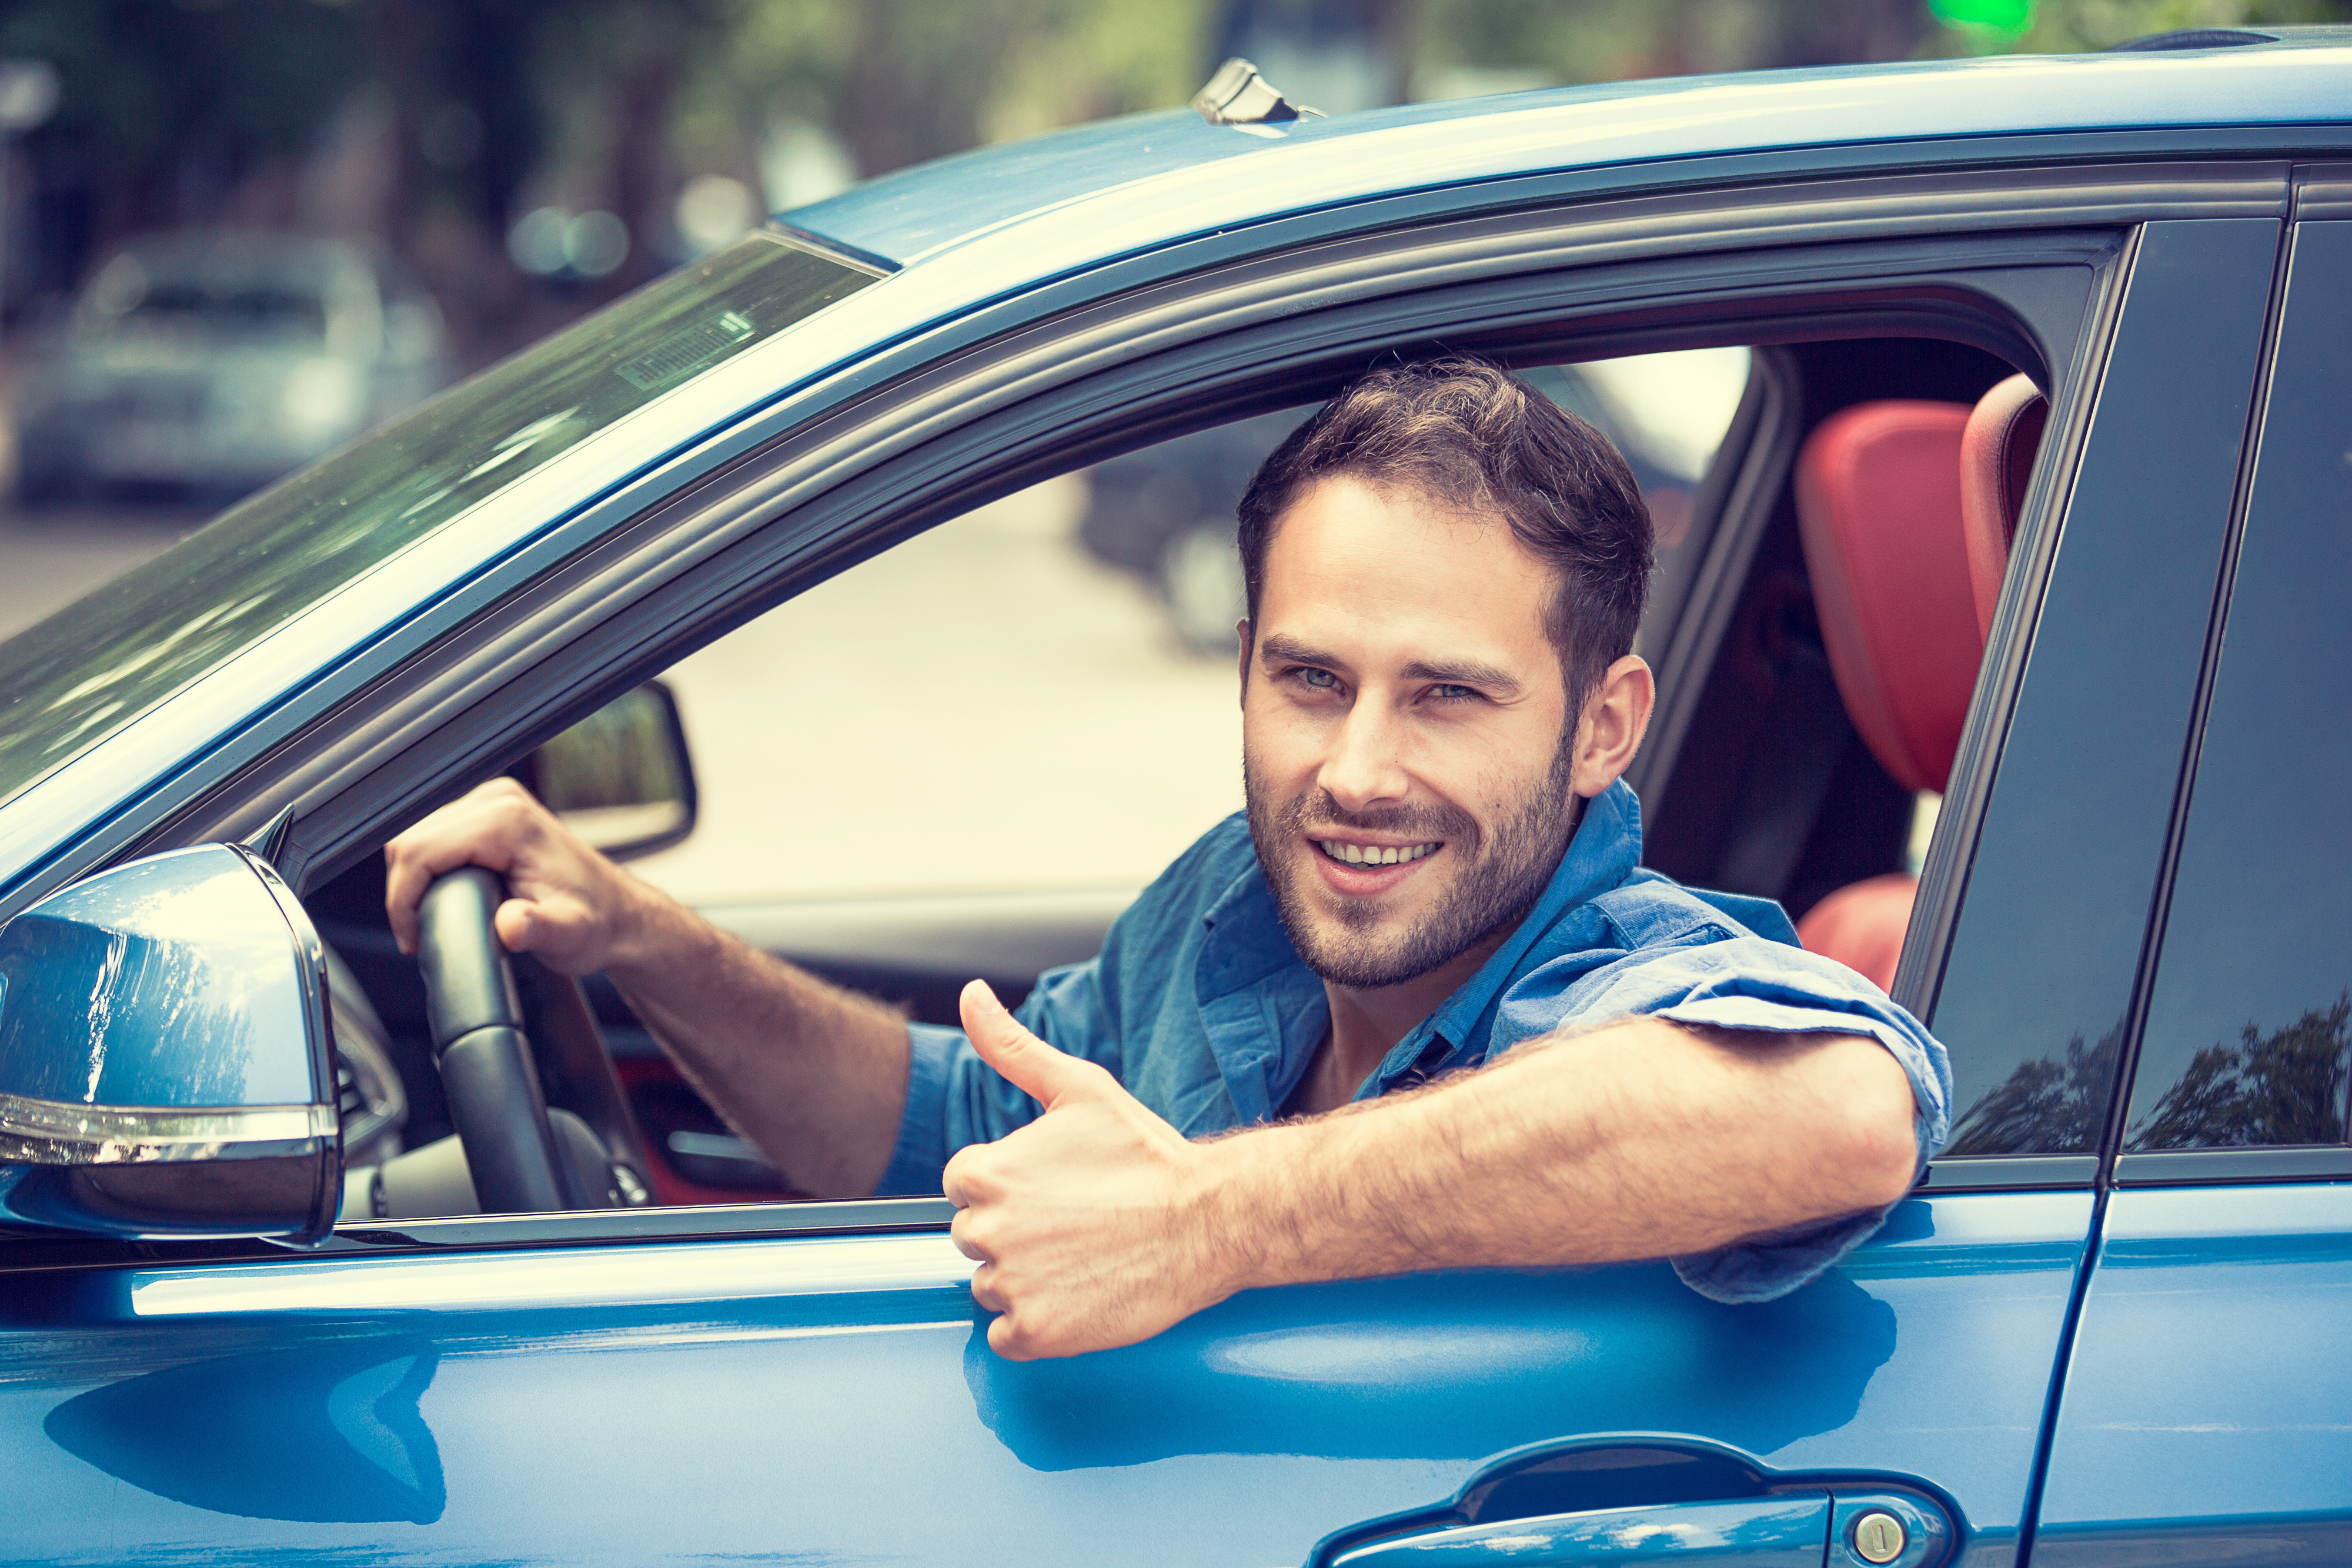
[386,777,650,977]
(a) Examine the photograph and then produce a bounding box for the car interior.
[299,320,2047,1221]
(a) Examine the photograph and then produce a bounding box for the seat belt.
[1711,635,1852,900]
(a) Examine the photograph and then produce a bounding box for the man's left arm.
[944,981,1922,1361]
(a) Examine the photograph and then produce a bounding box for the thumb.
[493,898,542,954]
[961,979,1100,1109]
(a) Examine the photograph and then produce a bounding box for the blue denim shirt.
[877,778,1952,1302]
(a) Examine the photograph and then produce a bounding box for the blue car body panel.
[2035,1184,2352,1568]
[0,1193,2084,1566]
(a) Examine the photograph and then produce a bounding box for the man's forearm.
[1200,1018,1920,1292]
[606,885,911,1198]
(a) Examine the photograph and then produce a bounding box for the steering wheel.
[414,868,650,1213]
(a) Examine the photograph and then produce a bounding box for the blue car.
[4,30,2350,1567]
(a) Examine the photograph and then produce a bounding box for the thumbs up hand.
[943,979,1233,1360]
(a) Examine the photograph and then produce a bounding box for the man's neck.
[1286,926,1516,1118]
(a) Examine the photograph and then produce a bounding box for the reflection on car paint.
[45,1338,446,1525]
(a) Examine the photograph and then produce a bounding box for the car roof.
[787,35,2352,270]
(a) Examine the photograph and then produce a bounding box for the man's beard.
[1244,724,1583,990]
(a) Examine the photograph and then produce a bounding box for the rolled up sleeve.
[1501,934,1953,1303]
[1658,942,1949,1302]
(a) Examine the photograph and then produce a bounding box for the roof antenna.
[243,804,296,868]
[1192,58,1325,126]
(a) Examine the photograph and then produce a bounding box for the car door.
[0,171,2280,1568]
[2028,181,2352,1568]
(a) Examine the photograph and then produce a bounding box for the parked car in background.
[10,230,449,504]
[2,31,2350,1568]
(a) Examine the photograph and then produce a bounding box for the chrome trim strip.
[0,1091,335,1166]
[131,1229,975,1316]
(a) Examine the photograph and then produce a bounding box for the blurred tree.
[1957,0,2352,51]
[5,0,2348,359]
[0,0,364,290]
[682,0,1212,181]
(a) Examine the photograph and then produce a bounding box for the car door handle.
[1331,1493,1829,1567]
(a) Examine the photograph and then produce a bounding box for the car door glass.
[626,349,1750,912]
[2123,221,2352,1152]
[1929,220,2278,1157]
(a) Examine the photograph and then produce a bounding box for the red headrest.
[1959,373,2047,644]
[1794,401,1982,795]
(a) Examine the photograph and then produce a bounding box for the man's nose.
[1318,697,1411,811]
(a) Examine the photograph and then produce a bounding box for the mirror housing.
[520,680,697,861]
[0,844,339,1243]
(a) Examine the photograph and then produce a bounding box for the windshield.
[0,232,877,810]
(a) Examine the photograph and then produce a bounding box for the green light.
[1930,0,2034,34]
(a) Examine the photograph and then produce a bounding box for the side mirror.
[0,844,338,1243]
[519,680,697,862]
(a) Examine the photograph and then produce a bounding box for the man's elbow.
[1823,1041,1923,1212]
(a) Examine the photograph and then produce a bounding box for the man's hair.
[1235,355,1653,708]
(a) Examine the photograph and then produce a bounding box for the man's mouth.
[1315,838,1440,867]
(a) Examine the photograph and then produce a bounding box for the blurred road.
[632,474,1244,911]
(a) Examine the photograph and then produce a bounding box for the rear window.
[0,232,877,809]
[128,283,329,337]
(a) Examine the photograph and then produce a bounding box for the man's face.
[1241,474,1585,991]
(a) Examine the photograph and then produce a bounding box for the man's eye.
[1429,683,1475,701]
[1298,668,1339,690]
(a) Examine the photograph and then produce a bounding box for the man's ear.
[1236,621,1253,705]
[1571,654,1656,798]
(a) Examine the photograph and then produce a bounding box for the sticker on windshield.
[615,309,758,393]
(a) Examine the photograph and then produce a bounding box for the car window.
[1927,220,2278,1159]
[2123,221,2352,1152]
[0,232,875,814]
[623,349,1750,911]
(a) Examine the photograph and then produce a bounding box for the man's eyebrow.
[1257,633,1340,669]
[1402,656,1523,696]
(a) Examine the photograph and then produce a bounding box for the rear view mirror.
[0,844,339,1243]
[520,680,697,861]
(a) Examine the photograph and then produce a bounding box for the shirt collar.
[1417,777,1644,1057]
[1195,777,1645,1042]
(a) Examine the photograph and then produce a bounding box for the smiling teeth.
[1319,840,1437,866]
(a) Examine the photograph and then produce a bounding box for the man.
[386,356,1950,1363]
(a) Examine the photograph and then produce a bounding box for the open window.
[280,197,2141,1228]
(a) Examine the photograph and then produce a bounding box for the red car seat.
[1789,399,1980,991]
[1959,372,2049,644]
